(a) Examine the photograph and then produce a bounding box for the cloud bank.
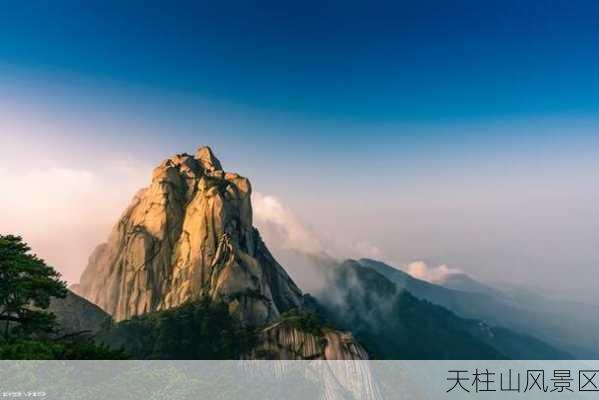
[252,192,384,261]
[252,192,323,254]
[0,162,149,283]
[405,261,462,283]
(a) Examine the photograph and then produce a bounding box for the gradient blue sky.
[1,1,598,299]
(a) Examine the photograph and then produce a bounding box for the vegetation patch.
[0,235,126,359]
[277,309,324,337]
[96,297,258,359]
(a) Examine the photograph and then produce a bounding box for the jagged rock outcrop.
[76,147,367,360]
[251,321,368,360]
[77,147,302,325]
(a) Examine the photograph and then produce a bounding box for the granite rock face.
[77,147,367,359]
[77,147,302,324]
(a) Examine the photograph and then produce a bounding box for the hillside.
[357,258,597,358]
[308,260,569,359]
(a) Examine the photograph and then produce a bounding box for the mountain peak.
[77,147,301,324]
[195,145,223,172]
[75,147,368,359]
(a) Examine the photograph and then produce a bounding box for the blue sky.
[3,0,599,120]
[1,1,598,299]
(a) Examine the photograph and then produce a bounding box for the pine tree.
[0,235,67,340]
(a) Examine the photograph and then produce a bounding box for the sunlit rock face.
[77,147,302,324]
[77,146,368,360]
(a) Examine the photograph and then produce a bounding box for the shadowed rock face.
[77,147,302,324]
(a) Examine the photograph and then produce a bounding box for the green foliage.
[0,235,125,359]
[0,235,67,340]
[278,309,323,337]
[0,338,58,359]
[0,337,128,360]
[97,297,257,359]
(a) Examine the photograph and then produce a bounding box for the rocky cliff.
[77,147,302,325]
[251,321,368,360]
[76,147,366,359]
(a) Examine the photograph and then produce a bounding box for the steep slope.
[48,290,111,335]
[76,147,365,360]
[357,258,593,358]
[309,260,569,359]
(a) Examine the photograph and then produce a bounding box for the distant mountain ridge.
[438,272,505,298]
[356,258,598,358]
[307,259,569,359]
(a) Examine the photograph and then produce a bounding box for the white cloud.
[405,261,461,283]
[0,162,149,284]
[252,192,388,261]
[353,241,384,259]
[252,192,323,254]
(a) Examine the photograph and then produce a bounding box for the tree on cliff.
[0,234,67,340]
